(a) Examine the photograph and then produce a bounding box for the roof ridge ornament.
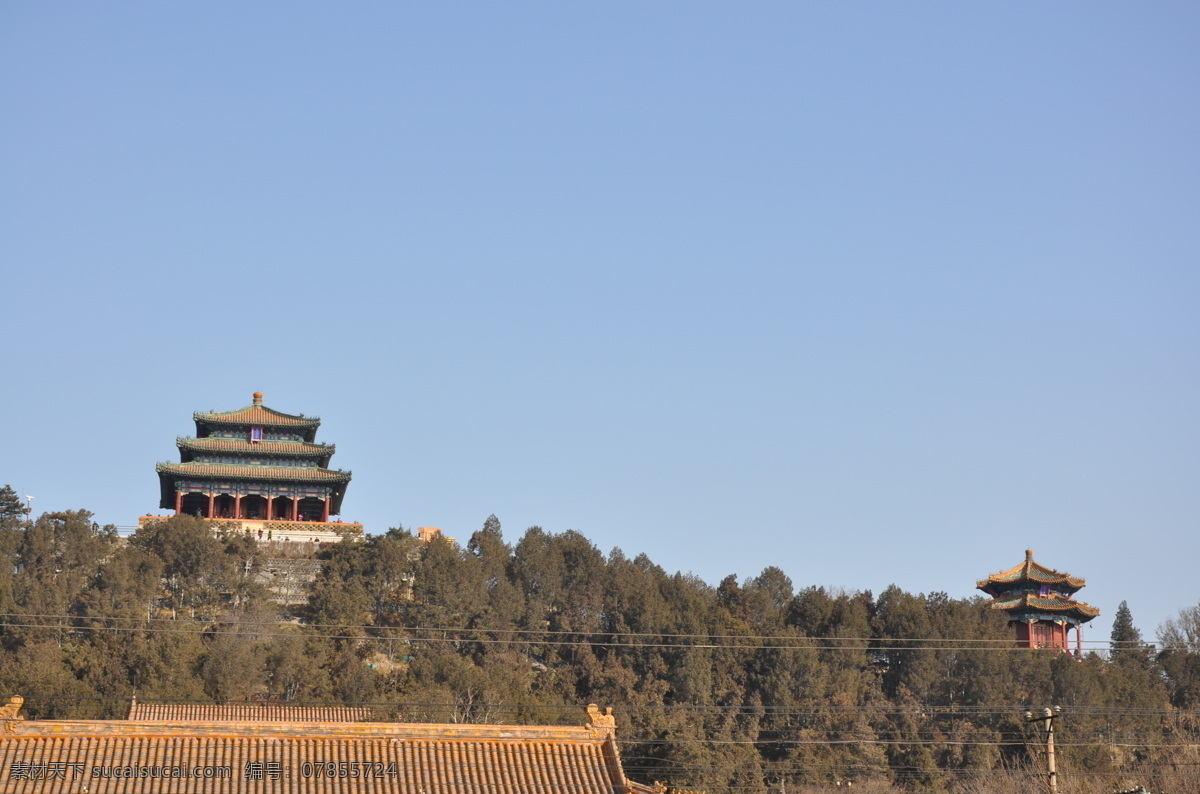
[586,703,616,738]
[253,391,263,406]
[1,695,24,733]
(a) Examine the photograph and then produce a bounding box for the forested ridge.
[2,487,1198,793]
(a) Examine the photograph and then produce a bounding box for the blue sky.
[2,3,1197,645]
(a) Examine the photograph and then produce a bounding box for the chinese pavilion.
[148,392,362,541]
[976,549,1100,652]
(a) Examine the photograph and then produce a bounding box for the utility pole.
[1026,706,1062,794]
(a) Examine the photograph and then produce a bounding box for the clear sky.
[2,3,1197,646]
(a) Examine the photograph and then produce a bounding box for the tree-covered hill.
[1,492,1197,792]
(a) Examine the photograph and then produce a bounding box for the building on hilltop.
[976,549,1100,653]
[417,526,455,543]
[1,697,677,794]
[143,392,363,543]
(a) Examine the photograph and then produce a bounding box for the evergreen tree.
[0,484,26,523]
[130,516,246,617]
[468,516,523,631]
[478,514,502,539]
[5,498,1200,789]
[1110,600,1146,663]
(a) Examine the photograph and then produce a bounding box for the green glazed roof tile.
[157,462,350,483]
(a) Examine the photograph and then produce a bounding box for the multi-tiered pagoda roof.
[977,550,1099,649]
[153,393,355,535]
[176,436,334,465]
[193,402,322,440]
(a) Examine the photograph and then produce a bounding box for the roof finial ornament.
[586,703,617,738]
[1,695,24,732]
[1025,549,1034,562]
[253,392,263,406]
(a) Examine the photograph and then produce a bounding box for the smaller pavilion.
[977,549,1100,653]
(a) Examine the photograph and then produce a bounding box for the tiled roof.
[195,405,321,430]
[985,592,1101,622]
[976,550,1086,596]
[0,700,637,794]
[157,462,351,483]
[128,702,372,722]
[178,437,334,459]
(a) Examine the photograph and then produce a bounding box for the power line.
[6,696,1198,747]
[12,693,1197,720]
[0,611,1126,644]
[0,613,1141,651]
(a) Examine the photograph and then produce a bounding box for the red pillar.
[265,496,273,520]
[291,498,299,521]
[1015,621,1032,648]
[174,491,183,515]
[321,497,330,522]
[207,493,215,518]
[234,495,242,520]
